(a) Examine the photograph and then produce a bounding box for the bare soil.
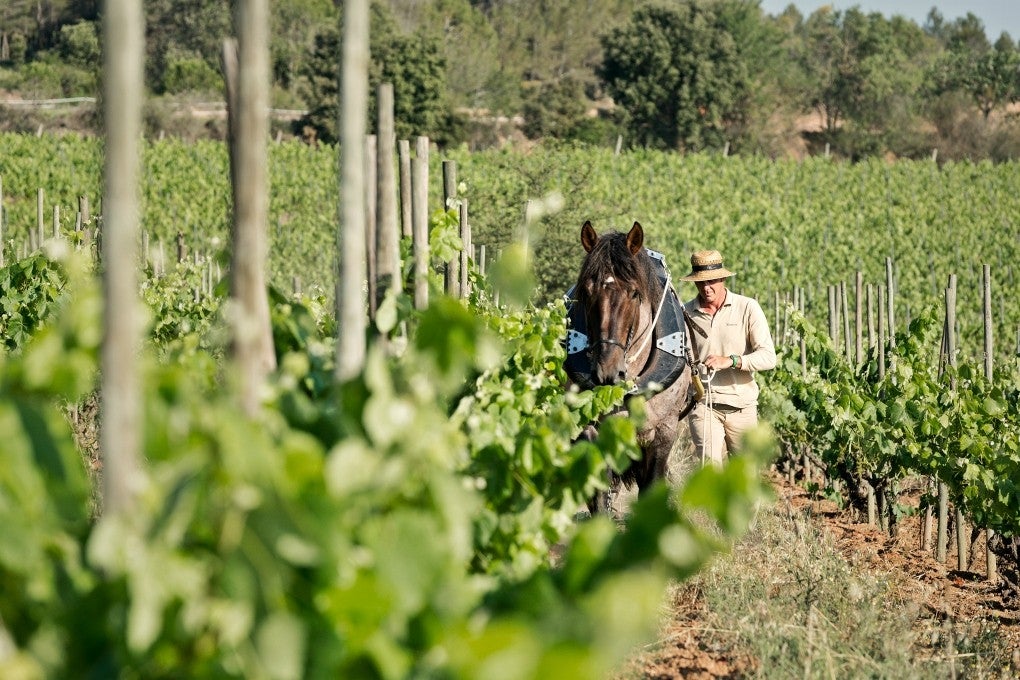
[628,470,1020,678]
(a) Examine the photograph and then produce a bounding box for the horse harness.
[564,249,693,411]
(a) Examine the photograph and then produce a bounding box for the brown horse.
[564,221,695,513]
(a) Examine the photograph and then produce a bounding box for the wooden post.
[520,200,532,264]
[37,187,45,247]
[827,285,837,349]
[364,134,377,318]
[921,477,933,551]
[442,159,459,297]
[100,0,144,515]
[867,482,876,526]
[866,284,875,350]
[886,257,896,372]
[855,271,863,365]
[799,286,807,376]
[877,285,886,380]
[222,0,277,418]
[411,136,429,311]
[840,281,851,361]
[0,175,5,268]
[982,264,997,582]
[375,83,400,313]
[936,274,957,565]
[944,280,967,571]
[397,139,412,239]
[937,480,949,563]
[79,194,90,226]
[335,0,369,381]
[885,257,895,341]
[459,200,470,299]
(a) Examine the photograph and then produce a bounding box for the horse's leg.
[634,427,679,494]
[578,424,609,516]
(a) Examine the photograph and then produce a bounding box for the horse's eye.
[631,290,641,300]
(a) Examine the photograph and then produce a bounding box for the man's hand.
[704,354,739,370]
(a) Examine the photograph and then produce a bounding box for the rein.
[625,273,672,367]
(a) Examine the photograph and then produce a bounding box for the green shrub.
[57,21,101,70]
[14,59,97,98]
[5,32,27,66]
[162,53,222,95]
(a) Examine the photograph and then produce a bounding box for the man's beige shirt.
[684,289,776,408]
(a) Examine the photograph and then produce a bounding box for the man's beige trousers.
[687,402,758,465]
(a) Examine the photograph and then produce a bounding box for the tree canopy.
[598,2,750,151]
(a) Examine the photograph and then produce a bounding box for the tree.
[270,0,335,90]
[925,14,1018,120]
[927,45,1020,119]
[299,3,459,145]
[792,8,934,137]
[598,2,750,151]
[143,0,231,94]
[383,0,502,111]
[521,76,589,140]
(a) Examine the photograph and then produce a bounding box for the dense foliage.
[0,231,773,677]
[598,2,749,151]
[2,134,1018,366]
[297,3,461,146]
[761,304,1020,571]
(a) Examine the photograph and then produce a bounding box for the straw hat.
[679,249,736,282]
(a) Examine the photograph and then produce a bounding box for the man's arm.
[739,299,776,372]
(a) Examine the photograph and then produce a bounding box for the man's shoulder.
[727,291,760,309]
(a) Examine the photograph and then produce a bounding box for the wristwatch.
[729,354,739,369]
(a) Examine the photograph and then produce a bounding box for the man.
[681,249,776,465]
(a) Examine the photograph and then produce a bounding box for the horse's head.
[576,220,654,386]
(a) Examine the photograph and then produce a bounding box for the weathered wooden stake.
[877,285,886,380]
[397,139,412,239]
[100,0,145,515]
[840,281,851,360]
[335,0,369,381]
[459,200,471,299]
[375,83,400,314]
[982,264,997,582]
[886,257,896,372]
[364,134,377,318]
[936,274,957,564]
[442,159,459,297]
[222,0,277,418]
[0,175,5,267]
[411,136,429,311]
[799,286,806,376]
[37,187,45,247]
[855,271,863,365]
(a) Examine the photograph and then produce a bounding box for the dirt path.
[625,470,1020,678]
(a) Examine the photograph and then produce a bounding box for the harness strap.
[680,306,701,368]
[626,273,672,366]
[700,366,717,466]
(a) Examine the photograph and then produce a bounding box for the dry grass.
[620,471,1019,679]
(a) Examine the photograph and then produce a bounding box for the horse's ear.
[626,222,644,255]
[581,221,598,253]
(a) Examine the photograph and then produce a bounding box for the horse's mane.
[576,232,661,307]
